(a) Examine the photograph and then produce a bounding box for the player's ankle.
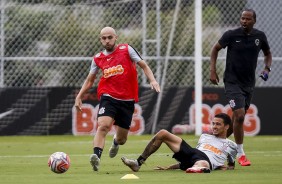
[137,156,146,166]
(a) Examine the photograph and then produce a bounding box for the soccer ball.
[48,152,70,174]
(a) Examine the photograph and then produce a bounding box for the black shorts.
[97,95,135,129]
[172,140,212,171]
[224,82,254,111]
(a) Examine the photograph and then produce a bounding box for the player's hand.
[216,165,234,170]
[154,166,169,170]
[217,165,227,170]
[226,165,235,170]
[150,80,161,93]
[75,98,82,112]
[259,70,269,81]
[209,70,219,85]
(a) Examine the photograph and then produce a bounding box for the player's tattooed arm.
[154,163,180,170]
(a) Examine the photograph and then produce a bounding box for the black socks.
[137,156,146,166]
[94,147,103,158]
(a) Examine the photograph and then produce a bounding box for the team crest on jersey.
[229,99,236,108]
[119,45,126,49]
[221,142,229,151]
[255,39,260,46]
[98,107,105,115]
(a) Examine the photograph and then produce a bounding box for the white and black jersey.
[196,134,237,170]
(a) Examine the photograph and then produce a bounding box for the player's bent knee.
[116,138,127,145]
[193,160,210,168]
[97,125,111,133]
[156,129,170,138]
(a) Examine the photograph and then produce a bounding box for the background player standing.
[209,9,272,166]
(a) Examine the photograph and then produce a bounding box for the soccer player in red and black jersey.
[75,27,160,171]
[209,9,272,166]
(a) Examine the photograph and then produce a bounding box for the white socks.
[237,144,245,157]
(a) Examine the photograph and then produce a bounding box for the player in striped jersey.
[121,113,237,173]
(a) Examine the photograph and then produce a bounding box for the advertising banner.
[0,87,281,135]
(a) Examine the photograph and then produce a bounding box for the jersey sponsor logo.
[119,45,126,49]
[103,65,124,78]
[255,39,260,46]
[189,103,260,136]
[106,57,112,61]
[72,104,145,135]
[221,142,229,151]
[203,144,222,155]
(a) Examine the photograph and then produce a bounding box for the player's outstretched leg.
[90,154,100,171]
[121,157,140,172]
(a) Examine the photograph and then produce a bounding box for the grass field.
[1,135,282,184]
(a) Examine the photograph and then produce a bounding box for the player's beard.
[241,23,253,33]
[105,43,116,52]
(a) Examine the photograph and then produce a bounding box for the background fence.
[0,0,281,135]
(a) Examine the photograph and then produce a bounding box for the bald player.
[75,27,160,171]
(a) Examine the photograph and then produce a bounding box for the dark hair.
[214,113,231,126]
[243,8,256,22]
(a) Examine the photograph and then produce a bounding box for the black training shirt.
[219,27,270,87]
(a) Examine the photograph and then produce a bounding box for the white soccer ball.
[48,152,70,174]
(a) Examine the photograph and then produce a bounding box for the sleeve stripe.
[129,44,143,60]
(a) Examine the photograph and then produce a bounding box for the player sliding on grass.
[122,113,237,173]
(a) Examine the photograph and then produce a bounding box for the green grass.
[1,135,282,184]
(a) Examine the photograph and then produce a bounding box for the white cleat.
[109,135,119,158]
[121,157,140,172]
[109,145,119,158]
[90,154,100,171]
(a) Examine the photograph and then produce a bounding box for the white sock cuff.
[237,144,245,156]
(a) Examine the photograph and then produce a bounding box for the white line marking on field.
[1,151,282,159]
[0,153,168,158]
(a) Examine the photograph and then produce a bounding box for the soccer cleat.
[186,167,211,173]
[90,154,100,171]
[109,135,119,158]
[121,157,140,172]
[109,144,119,158]
[238,155,251,166]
